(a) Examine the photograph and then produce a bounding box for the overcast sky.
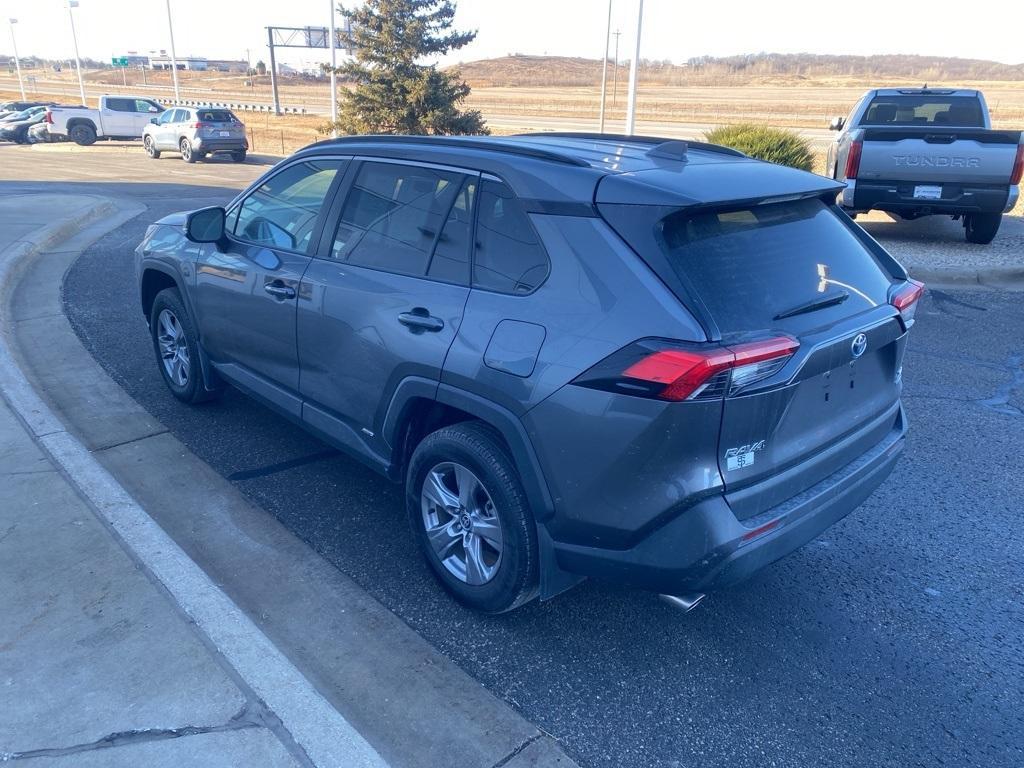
[4,0,1020,68]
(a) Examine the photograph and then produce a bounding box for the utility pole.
[624,0,643,136]
[8,19,25,100]
[329,0,338,135]
[612,30,621,106]
[165,0,180,101]
[598,0,612,133]
[67,1,87,107]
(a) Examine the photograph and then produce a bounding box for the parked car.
[827,88,1024,244]
[28,122,67,144]
[135,133,922,613]
[0,108,49,144]
[46,95,165,145]
[0,100,52,120]
[142,106,247,163]
[0,105,47,125]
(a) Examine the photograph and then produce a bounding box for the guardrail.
[169,99,307,115]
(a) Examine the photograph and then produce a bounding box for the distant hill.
[449,53,1024,87]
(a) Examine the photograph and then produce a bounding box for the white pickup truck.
[46,95,166,146]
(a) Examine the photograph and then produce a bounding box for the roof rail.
[513,132,747,158]
[300,134,590,167]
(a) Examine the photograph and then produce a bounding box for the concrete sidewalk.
[0,396,302,765]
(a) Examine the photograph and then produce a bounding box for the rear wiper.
[773,290,850,320]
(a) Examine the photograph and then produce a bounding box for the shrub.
[703,124,814,172]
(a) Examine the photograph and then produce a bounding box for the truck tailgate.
[857,128,1022,185]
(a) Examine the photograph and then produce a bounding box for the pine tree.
[326,0,486,135]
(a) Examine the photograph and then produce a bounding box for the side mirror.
[150,117,159,124]
[184,206,226,244]
[829,116,845,131]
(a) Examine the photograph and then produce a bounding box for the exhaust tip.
[659,593,707,613]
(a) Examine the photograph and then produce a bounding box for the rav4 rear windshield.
[862,95,984,127]
[197,110,235,122]
[655,199,893,334]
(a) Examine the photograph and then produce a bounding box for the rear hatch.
[599,185,910,521]
[195,109,244,142]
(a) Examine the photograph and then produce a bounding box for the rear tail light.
[844,139,863,180]
[1011,143,1024,186]
[574,336,799,402]
[890,279,925,324]
[193,122,208,129]
[44,111,53,124]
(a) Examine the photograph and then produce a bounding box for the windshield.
[197,109,237,123]
[655,199,894,334]
[862,95,984,127]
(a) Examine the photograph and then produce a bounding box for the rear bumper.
[192,137,247,152]
[843,179,1013,215]
[550,406,906,595]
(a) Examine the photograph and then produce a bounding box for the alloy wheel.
[156,308,191,387]
[421,462,504,586]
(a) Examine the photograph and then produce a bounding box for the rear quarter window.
[657,199,893,334]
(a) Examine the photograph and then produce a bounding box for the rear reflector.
[1011,143,1024,186]
[890,279,925,323]
[844,139,863,180]
[741,517,782,544]
[577,336,799,402]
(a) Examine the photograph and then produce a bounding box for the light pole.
[67,1,87,107]
[598,0,612,133]
[8,18,25,100]
[624,0,644,136]
[164,0,181,101]
[612,30,621,106]
[329,0,338,136]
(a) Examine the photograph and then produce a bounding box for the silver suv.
[143,106,247,163]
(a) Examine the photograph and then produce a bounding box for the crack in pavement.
[0,703,262,761]
[975,355,1024,417]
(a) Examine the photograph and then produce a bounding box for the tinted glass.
[862,95,984,127]
[105,98,134,112]
[197,109,235,122]
[134,99,161,113]
[473,180,548,294]
[427,178,476,284]
[234,159,345,253]
[332,162,464,277]
[657,199,892,333]
[156,109,176,125]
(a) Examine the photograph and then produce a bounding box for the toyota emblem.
[850,333,868,359]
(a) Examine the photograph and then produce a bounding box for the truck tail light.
[44,110,53,124]
[890,279,925,324]
[1011,143,1024,186]
[573,336,799,402]
[844,139,863,180]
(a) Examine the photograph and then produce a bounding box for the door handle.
[398,309,444,333]
[264,283,296,300]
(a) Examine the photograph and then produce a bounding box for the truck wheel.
[143,135,160,159]
[964,213,1002,245]
[180,139,196,163]
[69,124,97,146]
[407,422,539,614]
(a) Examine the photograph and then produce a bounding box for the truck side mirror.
[829,116,845,131]
[184,207,226,244]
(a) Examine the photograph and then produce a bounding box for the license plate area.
[219,130,230,137]
[913,184,942,200]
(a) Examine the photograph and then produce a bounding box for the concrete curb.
[905,263,1024,291]
[28,142,285,165]
[0,199,388,768]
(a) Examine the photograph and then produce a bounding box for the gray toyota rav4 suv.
[136,133,922,613]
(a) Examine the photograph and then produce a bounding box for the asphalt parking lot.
[4,145,1023,768]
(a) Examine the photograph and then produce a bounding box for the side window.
[135,99,160,113]
[156,110,176,125]
[105,98,133,112]
[234,159,346,253]
[332,161,464,278]
[174,109,189,123]
[473,180,549,294]
[427,177,476,284]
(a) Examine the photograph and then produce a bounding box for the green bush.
[703,124,815,172]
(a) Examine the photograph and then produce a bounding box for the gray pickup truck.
[827,88,1023,243]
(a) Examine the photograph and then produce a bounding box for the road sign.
[111,56,129,67]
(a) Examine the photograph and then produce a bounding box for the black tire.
[69,123,97,146]
[149,288,221,404]
[964,212,1001,245]
[407,422,539,614]
[230,150,247,163]
[143,135,161,159]
[180,138,196,163]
